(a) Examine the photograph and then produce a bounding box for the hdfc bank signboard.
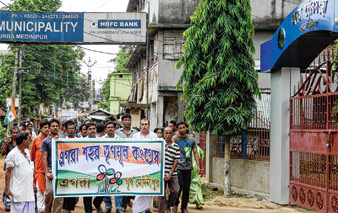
[0,12,146,44]
[84,13,146,44]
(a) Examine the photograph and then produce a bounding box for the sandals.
[196,204,203,210]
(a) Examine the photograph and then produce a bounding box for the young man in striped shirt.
[158,127,180,213]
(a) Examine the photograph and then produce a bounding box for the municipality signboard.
[0,11,146,44]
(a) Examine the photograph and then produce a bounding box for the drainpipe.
[145,2,150,118]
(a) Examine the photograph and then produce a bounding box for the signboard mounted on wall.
[260,0,338,72]
[0,11,146,44]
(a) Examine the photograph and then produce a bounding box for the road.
[0,157,304,212]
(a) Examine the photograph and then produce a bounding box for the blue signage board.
[0,12,83,43]
[261,0,338,72]
[97,20,141,29]
[0,11,146,44]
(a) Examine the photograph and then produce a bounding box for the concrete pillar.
[270,67,300,204]
[156,96,164,128]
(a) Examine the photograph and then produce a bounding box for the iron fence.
[215,92,271,161]
[230,111,270,161]
[289,60,338,212]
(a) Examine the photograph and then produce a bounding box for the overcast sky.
[0,0,129,89]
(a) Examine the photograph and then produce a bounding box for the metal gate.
[290,61,338,212]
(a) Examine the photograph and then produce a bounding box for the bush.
[0,123,7,147]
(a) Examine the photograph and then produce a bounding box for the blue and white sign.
[261,0,338,72]
[83,12,146,44]
[0,12,146,44]
[97,20,141,29]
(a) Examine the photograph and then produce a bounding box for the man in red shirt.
[30,119,49,212]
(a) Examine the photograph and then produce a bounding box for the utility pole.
[92,79,95,110]
[11,47,19,103]
[96,78,105,102]
[83,57,97,89]
[18,44,23,125]
[8,47,19,130]
[83,57,96,112]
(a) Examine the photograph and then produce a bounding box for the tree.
[10,0,61,11]
[176,0,260,195]
[108,45,132,73]
[98,46,132,111]
[0,42,88,119]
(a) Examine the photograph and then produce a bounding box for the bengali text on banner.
[51,138,165,197]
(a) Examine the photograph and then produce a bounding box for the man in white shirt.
[5,131,35,213]
[63,121,77,212]
[78,123,87,138]
[132,119,157,139]
[132,119,158,213]
[27,122,37,140]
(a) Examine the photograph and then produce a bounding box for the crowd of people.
[1,114,205,213]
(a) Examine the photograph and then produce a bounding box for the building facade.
[124,0,301,129]
[125,0,199,130]
[124,0,303,201]
[124,0,310,202]
[109,72,132,115]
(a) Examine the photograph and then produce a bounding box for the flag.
[4,96,17,125]
[53,111,58,119]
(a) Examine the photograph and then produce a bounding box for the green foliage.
[201,183,223,200]
[176,0,260,136]
[331,42,338,74]
[0,45,89,117]
[0,123,7,143]
[98,101,110,111]
[10,0,61,11]
[102,74,112,103]
[0,0,90,117]
[108,45,132,73]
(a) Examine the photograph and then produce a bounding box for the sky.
[0,0,130,89]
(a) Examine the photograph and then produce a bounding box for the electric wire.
[93,0,111,12]
[0,1,169,58]
[76,46,118,55]
[0,0,302,46]
[0,0,12,11]
[0,0,281,83]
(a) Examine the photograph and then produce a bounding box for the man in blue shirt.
[41,119,63,213]
[173,122,201,213]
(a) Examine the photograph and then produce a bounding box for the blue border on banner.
[53,139,165,197]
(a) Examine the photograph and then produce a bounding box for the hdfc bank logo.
[90,21,98,28]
